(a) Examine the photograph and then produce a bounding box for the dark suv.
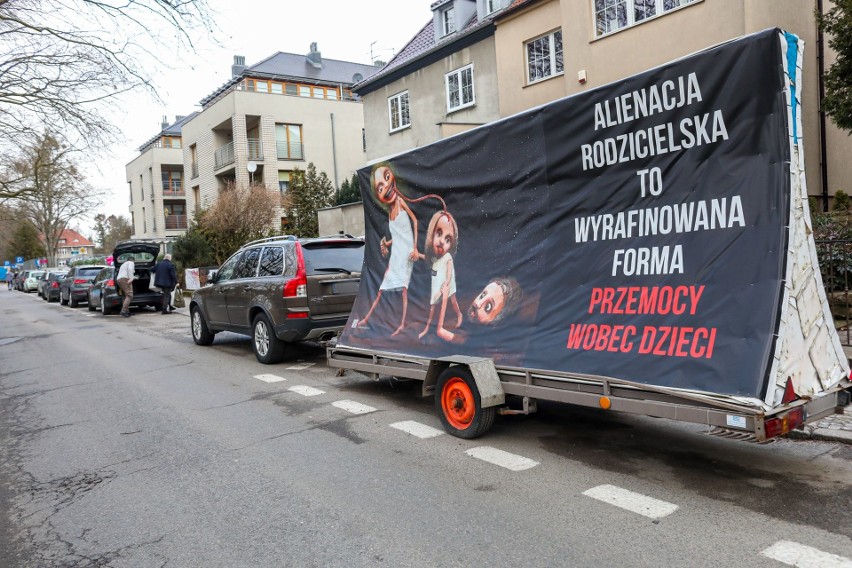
[190,235,364,364]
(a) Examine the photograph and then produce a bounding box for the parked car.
[22,270,44,292]
[89,242,163,314]
[15,270,29,291]
[43,271,67,302]
[37,269,68,298]
[60,265,106,307]
[190,235,364,364]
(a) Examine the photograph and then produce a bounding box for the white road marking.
[761,541,852,568]
[390,421,444,439]
[331,400,377,415]
[583,485,678,519]
[286,362,316,370]
[288,385,325,397]
[253,374,287,383]
[465,446,539,471]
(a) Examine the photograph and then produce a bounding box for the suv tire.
[87,294,96,311]
[252,313,286,364]
[191,307,216,346]
[60,292,68,306]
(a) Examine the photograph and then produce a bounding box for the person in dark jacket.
[153,254,178,314]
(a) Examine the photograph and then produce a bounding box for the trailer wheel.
[435,367,495,439]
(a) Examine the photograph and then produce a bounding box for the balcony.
[162,179,184,196]
[247,138,263,160]
[277,141,304,160]
[190,162,199,179]
[214,141,235,169]
[165,215,188,230]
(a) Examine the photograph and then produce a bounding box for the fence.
[816,238,852,346]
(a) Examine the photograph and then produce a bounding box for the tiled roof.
[58,229,93,247]
[137,112,197,152]
[356,10,489,92]
[200,51,379,107]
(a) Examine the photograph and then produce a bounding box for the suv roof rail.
[317,233,357,239]
[241,234,298,248]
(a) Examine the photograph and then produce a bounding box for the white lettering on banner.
[594,73,703,131]
[612,246,684,276]
[574,196,745,243]
[581,110,729,171]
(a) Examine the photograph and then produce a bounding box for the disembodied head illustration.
[372,165,398,204]
[468,277,523,325]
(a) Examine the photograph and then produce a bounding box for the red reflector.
[764,407,805,439]
[74,279,87,284]
[286,312,309,319]
[781,377,798,404]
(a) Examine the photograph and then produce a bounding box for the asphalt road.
[1,289,851,567]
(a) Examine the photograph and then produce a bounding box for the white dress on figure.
[430,253,456,304]
[379,211,414,291]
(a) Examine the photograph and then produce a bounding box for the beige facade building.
[355,0,852,209]
[126,114,194,240]
[181,46,379,228]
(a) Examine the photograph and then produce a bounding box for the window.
[258,247,285,277]
[276,124,303,160]
[271,82,283,94]
[446,64,475,112]
[278,171,292,192]
[286,84,298,96]
[526,30,563,84]
[244,79,255,91]
[594,0,698,37]
[233,247,260,279]
[216,251,242,282]
[162,170,182,193]
[388,91,410,132]
[299,85,311,97]
[441,6,456,36]
[256,80,268,92]
[485,0,501,14]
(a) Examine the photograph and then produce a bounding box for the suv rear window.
[302,242,364,275]
[78,268,103,277]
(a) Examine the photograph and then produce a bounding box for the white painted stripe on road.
[331,400,377,415]
[390,421,445,439]
[465,446,539,471]
[254,374,287,383]
[289,385,325,397]
[761,541,852,568]
[583,485,678,519]
[286,362,316,370]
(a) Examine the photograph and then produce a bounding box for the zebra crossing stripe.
[583,485,678,519]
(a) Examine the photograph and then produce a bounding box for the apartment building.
[181,45,379,227]
[126,114,196,239]
[354,0,852,208]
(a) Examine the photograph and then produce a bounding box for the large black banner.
[340,29,792,399]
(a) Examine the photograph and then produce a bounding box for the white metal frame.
[388,91,411,133]
[445,63,476,113]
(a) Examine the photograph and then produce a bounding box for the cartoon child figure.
[468,276,524,325]
[419,210,463,342]
[358,165,422,335]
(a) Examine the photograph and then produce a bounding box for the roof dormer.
[477,0,509,20]
[432,0,476,42]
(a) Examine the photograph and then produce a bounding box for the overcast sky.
[89,0,435,231]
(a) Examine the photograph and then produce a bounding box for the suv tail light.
[106,279,115,287]
[73,279,87,284]
[284,242,307,299]
[51,282,59,288]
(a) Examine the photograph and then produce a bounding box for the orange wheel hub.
[441,377,475,430]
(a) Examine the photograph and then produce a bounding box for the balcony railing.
[191,162,199,179]
[214,141,235,169]
[162,180,184,195]
[277,141,304,160]
[247,138,263,161]
[165,215,188,230]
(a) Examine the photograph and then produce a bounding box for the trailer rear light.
[764,407,804,439]
[283,243,307,298]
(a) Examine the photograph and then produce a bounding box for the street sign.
[15,256,23,263]
[3,261,8,266]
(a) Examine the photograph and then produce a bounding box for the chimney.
[175,115,186,123]
[231,55,247,77]
[306,42,323,69]
[161,115,168,130]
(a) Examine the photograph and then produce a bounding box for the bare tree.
[198,182,280,263]
[0,0,214,157]
[10,132,105,264]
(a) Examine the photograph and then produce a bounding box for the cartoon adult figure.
[358,165,422,335]
[468,276,524,325]
[419,210,463,342]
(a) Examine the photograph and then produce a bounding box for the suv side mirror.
[208,269,219,284]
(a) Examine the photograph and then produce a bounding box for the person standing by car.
[116,257,135,317]
[5,271,12,290]
[154,254,178,314]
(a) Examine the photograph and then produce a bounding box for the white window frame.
[388,91,411,133]
[485,0,501,15]
[525,29,563,85]
[594,0,699,38]
[445,64,475,113]
[441,6,456,36]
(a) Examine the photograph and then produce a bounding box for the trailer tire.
[435,367,495,439]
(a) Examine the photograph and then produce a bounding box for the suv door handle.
[243,286,252,291]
